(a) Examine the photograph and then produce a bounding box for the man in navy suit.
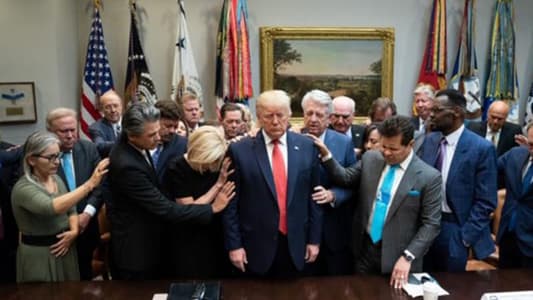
[329,96,365,156]
[223,90,323,277]
[420,89,497,272]
[151,100,187,183]
[468,100,522,157]
[89,90,123,157]
[301,90,356,275]
[497,122,533,268]
[47,108,104,280]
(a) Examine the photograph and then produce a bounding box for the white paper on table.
[402,272,450,298]
[481,290,533,300]
[152,293,168,300]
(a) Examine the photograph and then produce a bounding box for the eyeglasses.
[33,152,63,163]
[332,113,352,119]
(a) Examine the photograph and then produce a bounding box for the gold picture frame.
[260,27,394,123]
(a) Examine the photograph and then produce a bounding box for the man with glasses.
[419,89,497,272]
[329,96,366,156]
[47,108,104,280]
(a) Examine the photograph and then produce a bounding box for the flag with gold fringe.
[80,1,114,140]
[414,0,447,115]
[124,1,158,105]
[450,0,482,121]
[215,0,253,108]
[483,0,519,123]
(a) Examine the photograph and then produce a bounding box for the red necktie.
[272,140,287,235]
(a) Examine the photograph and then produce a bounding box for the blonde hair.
[256,90,292,116]
[186,126,227,173]
[46,108,77,130]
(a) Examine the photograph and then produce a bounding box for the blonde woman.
[162,126,235,279]
[11,131,108,282]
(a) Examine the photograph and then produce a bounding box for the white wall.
[0,0,79,144]
[1,0,532,144]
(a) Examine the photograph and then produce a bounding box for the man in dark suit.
[329,96,366,156]
[223,90,323,277]
[411,84,435,132]
[319,116,442,288]
[467,100,522,157]
[301,90,356,275]
[496,122,533,268]
[89,90,123,157]
[109,102,231,280]
[219,103,244,140]
[420,89,497,272]
[181,93,203,134]
[46,108,104,280]
[151,100,187,183]
[0,141,22,282]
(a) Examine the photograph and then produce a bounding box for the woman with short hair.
[11,131,108,282]
[162,126,235,279]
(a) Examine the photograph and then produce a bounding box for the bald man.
[329,96,366,156]
[89,90,124,157]
[468,100,522,157]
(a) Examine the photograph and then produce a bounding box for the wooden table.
[1,269,531,299]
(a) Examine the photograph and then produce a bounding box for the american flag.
[80,7,114,140]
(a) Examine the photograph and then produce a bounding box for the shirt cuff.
[321,152,332,162]
[83,205,97,217]
[404,250,416,260]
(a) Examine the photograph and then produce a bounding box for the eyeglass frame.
[32,152,63,163]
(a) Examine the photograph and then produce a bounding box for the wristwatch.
[403,251,415,262]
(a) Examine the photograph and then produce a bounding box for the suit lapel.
[447,131,469,188]
[481,122,488,136]
[367,157,386,218]
[386,157,418,223]
[286,132,299,206]
[254,132,277,201]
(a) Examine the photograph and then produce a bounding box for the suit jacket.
[154,134,187,184]
[420,129,497,259]
[350,124,366,150]
[58,140,103,213]
[324,150,442,273]
[320,129,356,252]
[109,137,212,275]
[222,130,323,274]
[497,146,533,257]
[467,121,522,157]
[57,140,103,247]
[410,117,420,131]
[89,118,118,157]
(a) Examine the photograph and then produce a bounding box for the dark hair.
[368,97,397,121]
[364,122,381,143]
[378,115,414,146]
[220,103,244,120]
[435,89,467,110]
[155,100,182,121]
[122,102,160,137]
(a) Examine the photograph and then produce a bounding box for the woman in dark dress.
[162,126,235,279]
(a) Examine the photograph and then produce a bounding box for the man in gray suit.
[316,116,442,288]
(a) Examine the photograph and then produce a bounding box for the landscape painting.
[260,27,394,119]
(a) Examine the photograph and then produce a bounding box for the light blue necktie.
[369,164,399,243]
[62,152,76,191]
[152,145,162,170]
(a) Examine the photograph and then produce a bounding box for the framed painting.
[260,27,394,122]
[0,82,37,124]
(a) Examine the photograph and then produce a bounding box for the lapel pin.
[294,146,299,151]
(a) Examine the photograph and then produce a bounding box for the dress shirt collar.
[262,130,287,146]
[396,149,414,171]
[444,124,465,146]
